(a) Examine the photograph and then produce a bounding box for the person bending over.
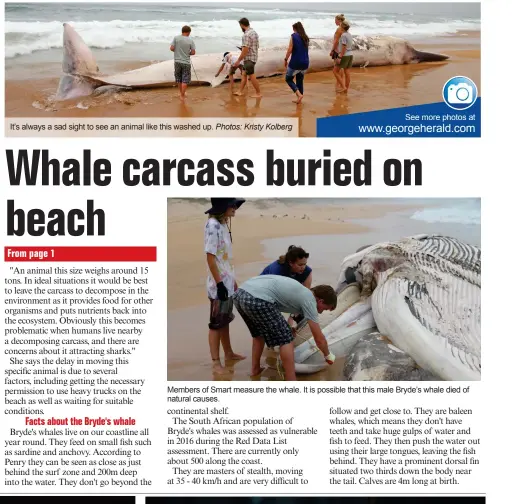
[215,51,246,93]
[261,245,312,327]
[234,275,336,381]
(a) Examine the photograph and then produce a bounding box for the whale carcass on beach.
[291,235,481,381]
[56,23,449,100]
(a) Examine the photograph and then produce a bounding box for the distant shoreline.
[166,198,445,310]
[5,29,480,81]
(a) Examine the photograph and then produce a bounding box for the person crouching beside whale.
[261,245,312,328]
[170,25,196,101]
[234,276,337,380]
[262,245,313,287]
[284,22,310,104]
[204,198,247,375]
[215,51,245,93]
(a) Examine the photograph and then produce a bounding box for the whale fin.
[210,62,232,88]
[412,50,449,63]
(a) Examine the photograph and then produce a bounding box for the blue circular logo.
[442,76,478,110]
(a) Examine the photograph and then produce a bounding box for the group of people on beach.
[203,198,337,381]
[170,14,354,103]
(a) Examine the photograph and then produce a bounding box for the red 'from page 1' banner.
[4,247,157,262]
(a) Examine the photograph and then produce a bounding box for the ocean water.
[259,198,481,287]
[5,2,481,61]
[410,198,480,225]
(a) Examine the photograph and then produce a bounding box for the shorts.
[338,55,354,69]
[229,64,244,76]
[174,62,192,84]
[234,289,294,348]
[208,297,235,330]
[243,60,256,76]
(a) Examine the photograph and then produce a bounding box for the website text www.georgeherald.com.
[358,123,477,136]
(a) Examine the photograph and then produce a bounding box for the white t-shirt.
[223,54,239,66]
[204,217,235,300]
[338,32,354,56]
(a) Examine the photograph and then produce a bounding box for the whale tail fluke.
[56,74,100,101]
[413,50,450,63]
[56,23,103,100]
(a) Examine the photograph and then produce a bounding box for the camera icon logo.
[442,76,478,110]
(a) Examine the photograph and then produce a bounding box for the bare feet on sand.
[250,366,266,377]
[233,90,244,96]
[226,353,246,361]
[212,361,229,375]
[292,95,304,104]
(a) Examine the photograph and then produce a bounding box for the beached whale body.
[56,23,449,100]
[292,235,481,381]
[342,332,442,381]
[293,293,377,375]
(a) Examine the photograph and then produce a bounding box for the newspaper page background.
[1,1,512,504]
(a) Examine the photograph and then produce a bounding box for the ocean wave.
[5,17,480,58]
[410,204,480,226]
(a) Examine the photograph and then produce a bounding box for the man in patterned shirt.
[233,18,262,98]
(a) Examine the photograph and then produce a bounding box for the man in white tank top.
[215,52,245,93]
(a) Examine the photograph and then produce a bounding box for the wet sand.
[166,199,429,382]
[5,33,480,137]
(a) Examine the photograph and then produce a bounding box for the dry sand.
[166,199,424,382]
[5,33,480,137]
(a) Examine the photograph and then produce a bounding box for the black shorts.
[229,64,243,76]
[208,298,235,330]
[243,60,256,76]
[174,62,191,84]
[234,289,294,348]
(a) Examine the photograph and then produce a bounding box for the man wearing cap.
[215,51,245,94]
[234,275,337,381]
[204,198,247,375]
